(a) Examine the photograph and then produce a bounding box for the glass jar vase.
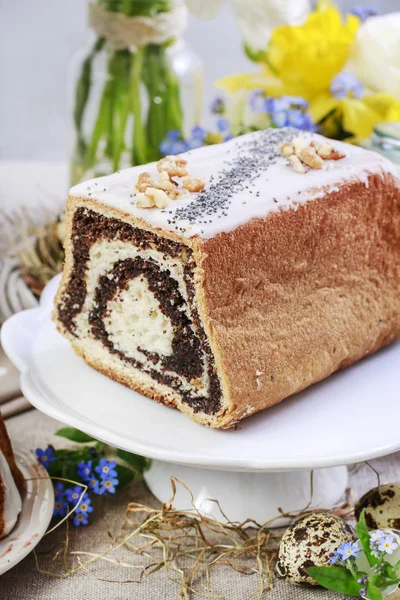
[69,0,203,184]
[361,122,400,166]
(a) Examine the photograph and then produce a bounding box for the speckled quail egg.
[355,483,400,530]
[277,512,354,586]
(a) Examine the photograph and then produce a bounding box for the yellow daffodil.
[311,92,400,140]
[217,69,280,95]
[217,65,315,100]
[217,1,359,99]
[267,2,359,94]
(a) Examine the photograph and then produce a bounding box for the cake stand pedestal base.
[144,462,349,526]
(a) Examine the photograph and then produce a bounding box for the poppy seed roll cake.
[53,128,400,428]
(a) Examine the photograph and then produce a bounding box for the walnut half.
[280,137,346,174]
[157,155,188,178]
[182,176,205,193]
[136,172,154,193]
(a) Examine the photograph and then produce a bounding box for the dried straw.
[1,209,65,297]
[33,477,354,599]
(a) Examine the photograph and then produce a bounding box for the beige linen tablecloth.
[0,409,399,600]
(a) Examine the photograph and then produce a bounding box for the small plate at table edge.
[0,449,54,576]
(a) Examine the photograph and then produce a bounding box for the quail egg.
[355,483,400,530]
[277,512,354,586]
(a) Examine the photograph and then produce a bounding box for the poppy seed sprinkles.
[172,128,297,226]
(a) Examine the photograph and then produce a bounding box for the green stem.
[142,45,164,160]
[85,50,125,169]
[162,47,183,130]
[104,52,122,160]
[112,51,131,170]
[142,43,183,162]
[130,48,147,166]
[86,79,111,167]
[73,37,105,156]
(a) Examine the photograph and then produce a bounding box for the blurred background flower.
[266,1,359,96]
[349,4,380,21]
[185,0,312,51]
[212,1,400,144]
[347,12,400,98]
[217,1,360,99]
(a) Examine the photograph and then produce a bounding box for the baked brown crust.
[198,173,400,427]
[54,171,400,428]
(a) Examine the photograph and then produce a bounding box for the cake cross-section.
[53,128,400,428]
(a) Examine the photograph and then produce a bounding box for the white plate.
[0,449,54,576]
[2,275,400,472]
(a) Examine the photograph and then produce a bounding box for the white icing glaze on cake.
[0,449,22,539]
[70,128,398,240]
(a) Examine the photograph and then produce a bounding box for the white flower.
[369,529,386,549]
[378,534,399,555]
[370,530,385,543]
[185,0,312,51]
[347,13,400,98]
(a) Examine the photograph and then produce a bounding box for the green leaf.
[243,43,268,64]
[367,582,383,600]
[54,448,93,462]
[356,510,379,566]
[47,460,63,478]
[48,447,95,481]
[116,449,151,473]
[382,564,400,581]
[307,567,362,596]
[95,441,105,455]
[55,427,97,443]
[369,575,399,598]
[116,465,135,490]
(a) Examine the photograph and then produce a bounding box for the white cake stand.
[2,275,400,525]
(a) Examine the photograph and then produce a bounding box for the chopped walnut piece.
[299,147,324,170]
[328,149,346,161]
[136,192,155,208]
[315,142,333,159]
[135,155,206,204]
[293,138,307,157]
[158,170,177,189]
[182,176,205,193]
[136,172,154,192]
[157,155,188,178]
[284,137,346,174]
[145,187,169,208]
[177,189,190,199]
[313,141,346,161]
[288,155,308,174]
[280,142,294,158]
[155,170,180,199]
